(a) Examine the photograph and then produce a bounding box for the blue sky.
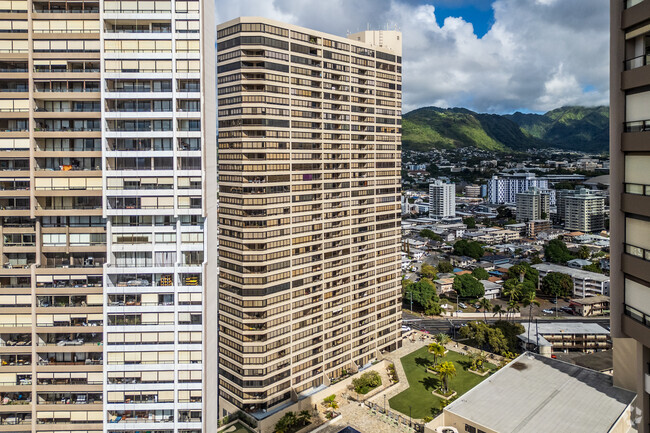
[215,0,609,114]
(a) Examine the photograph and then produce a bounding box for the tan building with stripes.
[216,17,403,420]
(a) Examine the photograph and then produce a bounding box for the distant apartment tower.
[0,0,216,431]
[463,184,481,198]
[564,189,605,232]
[216,17,403,418]
[516,188,550,222]
[487,173,551,204]
[555,189,573,223]
[610,1,650,430]
[429,180,456,218]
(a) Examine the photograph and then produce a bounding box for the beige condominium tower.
[0,0,216,431]
[216,17,403,420]
[611,0,650,431]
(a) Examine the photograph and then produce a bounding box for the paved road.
[402,313,611,337]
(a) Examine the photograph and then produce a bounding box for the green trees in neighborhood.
[541,272,574,298]
[274,410,311,433]
[544,239,574,264]
[463,217,476,229]
[459,321,524,355]
[453,239,485,260]
[420,229,442,242]
[471,267,490,280]
[453,274,485,298]
[421,263,437,279]
[437,261,454,273]
[403,278,442,315]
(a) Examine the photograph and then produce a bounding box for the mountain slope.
[402,105,609,152]
[402,107,544,152]
[506,106,609,152]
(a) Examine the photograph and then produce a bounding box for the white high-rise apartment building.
[0,0,216,431]
[487,173,553,204]
[429,180,455,218]
[563,188,605,232]
[515,188,550,222]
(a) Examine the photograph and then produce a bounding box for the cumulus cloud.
[215,0,609,113]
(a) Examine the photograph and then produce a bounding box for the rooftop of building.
[569,295,610,305]
[443,352,634,433]
[531,263,610,282]
[519,322,610,346]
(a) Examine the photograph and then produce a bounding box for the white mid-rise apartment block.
[429,179,455,218]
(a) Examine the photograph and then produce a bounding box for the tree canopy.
[421,263,437,279]
[453,274,484,298]
[505,262,539,284]
[471,267,490,280]
[540,272,574,298]
[453,239,484,260]
[420,229,442,242]
[463,217,476,229]
[544,239,574,264]
[437,261,454,273]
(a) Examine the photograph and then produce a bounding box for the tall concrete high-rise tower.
[216,17,403,420]
[0,0,216,431]
[611,1,650,431]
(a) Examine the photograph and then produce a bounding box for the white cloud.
[214,0,609,114]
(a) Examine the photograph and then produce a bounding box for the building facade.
[216,17,403,419]
[611,1,650,431]
[429,179,455,218]
[0,0,216,431]
[563,188,606,232]
[515,188,550,222]
[532,263,610,298]
[463,184,480,198]
[487,173,552,205]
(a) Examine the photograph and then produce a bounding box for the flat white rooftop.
[444,352,635,433]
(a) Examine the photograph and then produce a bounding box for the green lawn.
[388,347,496,419]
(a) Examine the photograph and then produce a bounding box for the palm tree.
[297,410,311,427]
[507,298,520,322]
[428,342,445,366]
[521,292,540,350]
[435,333,451,346]
[492,304,504,321]
[435,361,457,394]
[478,297,491,322]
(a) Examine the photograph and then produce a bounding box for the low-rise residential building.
[426,352,635,433]
[519,322,611,355]
[434,278,455,295]
[532,263,610,298]
[569,295,610,317]
[567,258,592,269]
[480,280,502,299]
[449,255,476,268]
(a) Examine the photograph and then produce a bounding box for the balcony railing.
[624,119,650,132]
[625,304,650,326]
[625,243,650,261]
[624,54,650,70]
[625,183,650,196]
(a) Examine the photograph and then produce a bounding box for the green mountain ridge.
[403,106,609,152]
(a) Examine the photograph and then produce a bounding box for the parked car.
[401,325,412,333]
[550,299,557,304]
[542,309,554,314]
[458,302,468,309]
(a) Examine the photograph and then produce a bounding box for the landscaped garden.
[388,346,497,420]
